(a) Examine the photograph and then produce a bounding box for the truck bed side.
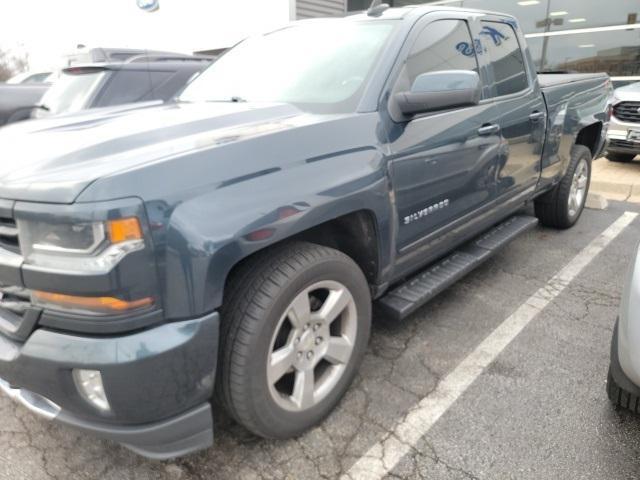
[537,73,611,191]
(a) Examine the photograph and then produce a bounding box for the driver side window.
[403,19,480,91]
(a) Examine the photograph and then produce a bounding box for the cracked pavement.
[2,202,640,479]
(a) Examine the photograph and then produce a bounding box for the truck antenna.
[367,0,390,17]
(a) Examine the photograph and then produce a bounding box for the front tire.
[534,145,591,229]
[218,242,371,439]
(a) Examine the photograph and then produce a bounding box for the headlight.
[18,217,144,273]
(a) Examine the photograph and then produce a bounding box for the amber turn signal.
[32,291,153,314]
[107,217,143,244]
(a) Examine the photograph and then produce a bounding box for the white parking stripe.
[344,211,638,480]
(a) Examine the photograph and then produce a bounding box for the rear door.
[472,17,546,201]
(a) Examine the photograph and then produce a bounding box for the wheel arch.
[218,209,382,309]
[574,121,603,159]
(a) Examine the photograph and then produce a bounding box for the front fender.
[152,148,392,319]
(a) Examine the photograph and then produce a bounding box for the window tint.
[405,19,479,87]
[480,21,529,96]
[96,70,173,107]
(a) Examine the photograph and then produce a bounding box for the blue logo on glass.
[137,0,159,12]
[479,26,507,46]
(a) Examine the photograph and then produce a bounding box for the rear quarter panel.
[538,74,611,189]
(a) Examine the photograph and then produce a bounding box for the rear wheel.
[534,145,591,229]
[218,242,371,439]
[606,152,635,163]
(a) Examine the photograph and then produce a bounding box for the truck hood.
[0,101,311,203]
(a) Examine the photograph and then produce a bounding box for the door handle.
[478,124,500,136]
[529,111,546,122]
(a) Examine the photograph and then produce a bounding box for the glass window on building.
[360,0,640,83]
[528,29,640,77]
[539,0,639,32]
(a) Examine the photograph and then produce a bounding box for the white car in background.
[606,82,640,162]
[6,71,53,84]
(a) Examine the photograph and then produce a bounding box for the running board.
[377,215,539,321]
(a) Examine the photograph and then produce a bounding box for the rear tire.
[218,242,371,439]
[606,152,635,163]
[534,145,591,229]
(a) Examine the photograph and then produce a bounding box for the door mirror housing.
[395,70,481,116]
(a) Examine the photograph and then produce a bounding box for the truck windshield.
[179,21,395,113]
[34,70,107,118]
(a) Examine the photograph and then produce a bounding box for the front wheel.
[218,242,371,439]
[534,145,591,229]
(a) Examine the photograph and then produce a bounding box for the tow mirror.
[395,70,481,116]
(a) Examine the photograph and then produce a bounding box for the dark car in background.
[7,71,54,84]
[32,57,212,120]
[0,84,49,127]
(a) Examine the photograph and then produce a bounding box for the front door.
[388,18,500,256]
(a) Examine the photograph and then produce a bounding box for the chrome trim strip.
[0,377,61,420]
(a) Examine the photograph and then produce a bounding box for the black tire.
[607,319,640,414]
[606,152,635,163]
[534,145,592,229]
[218,241,371,439]
[607,368,640,414]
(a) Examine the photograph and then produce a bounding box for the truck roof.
[303,4,517,22]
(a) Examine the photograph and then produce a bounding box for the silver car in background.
[606,82,640,163]
[608,240,640,412]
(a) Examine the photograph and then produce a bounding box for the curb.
[589,180,637,203]
[585,192,608,210]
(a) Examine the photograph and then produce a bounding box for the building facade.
[298,0,640,85]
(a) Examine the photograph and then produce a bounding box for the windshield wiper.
[202,96,248,103]
[33,104,50,111]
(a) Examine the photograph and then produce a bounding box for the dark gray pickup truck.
[0,5,611,459]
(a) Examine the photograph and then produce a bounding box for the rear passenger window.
[480,21,529,96]
[404,19,479,88]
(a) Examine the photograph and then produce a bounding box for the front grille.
[0,285,31,316]
[613,102,640,123]
[609,139,640,149]
[0,283,38,341]
[0,217,19,254]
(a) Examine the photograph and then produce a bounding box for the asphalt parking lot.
[2,201,640,480]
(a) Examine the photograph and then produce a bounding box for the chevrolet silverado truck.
[0,4,611,459]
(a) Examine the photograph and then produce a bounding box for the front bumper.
[607,115,640,155]
[0,311,219,459]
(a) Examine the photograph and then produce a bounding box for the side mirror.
[395,70,481,116]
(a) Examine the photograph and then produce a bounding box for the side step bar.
[377,215,539,321]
